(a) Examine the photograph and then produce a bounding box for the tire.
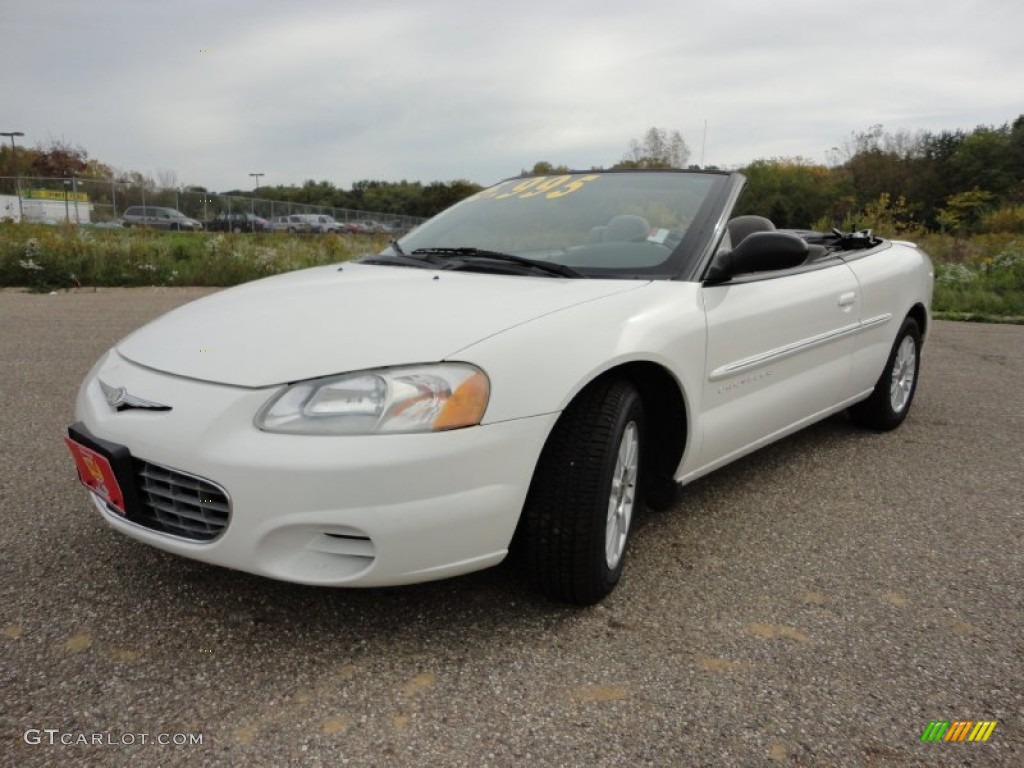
[519,378,645,605]
[848,317,921,431]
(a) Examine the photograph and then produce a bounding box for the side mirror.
[705,232,809,284]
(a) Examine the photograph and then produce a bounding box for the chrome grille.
[133,460,230,541]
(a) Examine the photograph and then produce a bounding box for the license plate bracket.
[65,423,142,518]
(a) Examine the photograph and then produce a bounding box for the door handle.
[837,292,857,307]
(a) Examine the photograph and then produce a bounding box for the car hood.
[116,263,645,387]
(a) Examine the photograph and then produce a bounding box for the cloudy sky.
[4,0,1023,192]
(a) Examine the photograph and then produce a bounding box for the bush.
[933,240,1024,319]
[980,205,1024,234]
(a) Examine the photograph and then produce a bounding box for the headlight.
[255,363,490,435]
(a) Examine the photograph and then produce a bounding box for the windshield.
[394,170,731,279]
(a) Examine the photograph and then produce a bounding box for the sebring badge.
[98,379,172,412]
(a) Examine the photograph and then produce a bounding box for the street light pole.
[1,131,25,222]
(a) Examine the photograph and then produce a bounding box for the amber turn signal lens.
[433,371,490,430]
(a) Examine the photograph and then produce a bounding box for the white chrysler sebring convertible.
[66,170,933,604]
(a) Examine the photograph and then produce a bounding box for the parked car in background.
[269,215,313,234]
[64,170,933,605]
[295,214,343,233]
[343,220,380,234]
[205,213,271,233]
[121,206,202,231]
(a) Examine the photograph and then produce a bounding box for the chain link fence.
[0,176,425,232]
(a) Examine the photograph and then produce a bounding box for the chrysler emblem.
[98,379,172,412]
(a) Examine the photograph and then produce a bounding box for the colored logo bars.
[920,721,997,742]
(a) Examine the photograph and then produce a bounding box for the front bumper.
[72,351,556,587]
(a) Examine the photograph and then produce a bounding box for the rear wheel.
[520,379,644,605]
[848,317,921,430]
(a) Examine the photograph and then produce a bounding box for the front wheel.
[848,317,921,431]
[519,379,645,605]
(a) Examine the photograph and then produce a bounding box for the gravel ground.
[1,288,1021,768]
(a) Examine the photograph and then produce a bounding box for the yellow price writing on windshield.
[477,174,600,201]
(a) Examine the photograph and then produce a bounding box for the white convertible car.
[66,170,933,604]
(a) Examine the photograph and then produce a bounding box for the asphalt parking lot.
[1,288,1021,767]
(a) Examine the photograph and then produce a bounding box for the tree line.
[732,117,1024,235]
[0,140,484,219]
[224,178,484,220]
[3,118,1022,232]
[528,120,1024,236]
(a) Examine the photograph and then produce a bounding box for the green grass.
[3,223,1023,322]
[0,222,388,292]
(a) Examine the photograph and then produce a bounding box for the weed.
[0,222,386,289]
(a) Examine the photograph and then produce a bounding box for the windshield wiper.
[359,241,446,269]
[411,247,583,278]
[358,254,434,269]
